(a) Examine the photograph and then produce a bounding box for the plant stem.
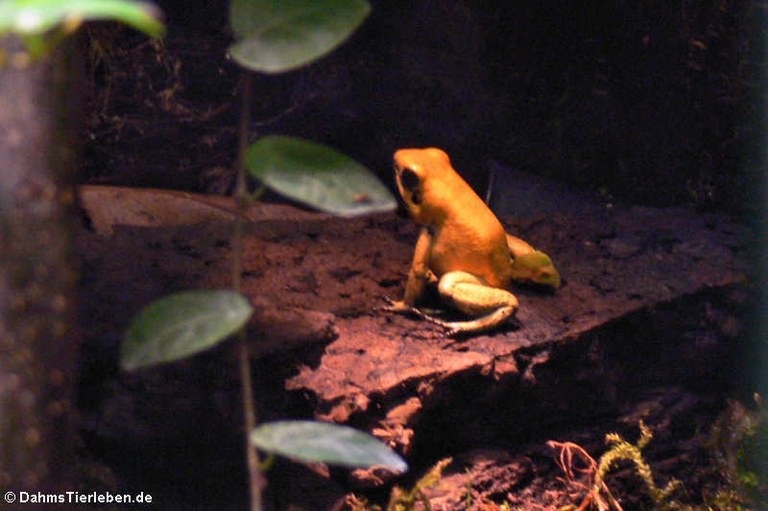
[233,71,263,511]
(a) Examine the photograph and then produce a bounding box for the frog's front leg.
[432,271,518,336]
[385,227,436,313]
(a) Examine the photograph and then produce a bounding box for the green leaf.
[229,0,369,73]
[0,0,164,38]
[121,290,253,371]
[250,420,408,472]
[246,135,396,217]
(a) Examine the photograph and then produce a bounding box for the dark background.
[83,0,764,214]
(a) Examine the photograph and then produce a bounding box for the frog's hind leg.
[433,271,519,336]
[506,233,535,258]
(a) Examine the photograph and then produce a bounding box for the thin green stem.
[251,183,267,202]
[233,71,262,511]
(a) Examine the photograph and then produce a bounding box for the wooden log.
[79,198,748,422]
[76,196,748,506]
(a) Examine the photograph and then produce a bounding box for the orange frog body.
[387,147,560,335]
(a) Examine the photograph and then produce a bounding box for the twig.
[233,71,263,511]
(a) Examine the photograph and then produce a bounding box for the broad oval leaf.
[250,420,408,472]
[121,290,253,371]
[229,0,369,73]
[247,136,396,217]
[0,0,164,38]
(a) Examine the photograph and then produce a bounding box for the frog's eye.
[411,189,423,205]
[400,167,420,191]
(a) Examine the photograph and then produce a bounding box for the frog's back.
[432,205,511,287]
[393,147,513,287]
[429,159,512,287]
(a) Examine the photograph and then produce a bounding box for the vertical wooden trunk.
[0,37,81,492]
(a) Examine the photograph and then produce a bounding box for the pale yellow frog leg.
[506,233,561,288]
[505,233,536,258]
[431,271,519,336]
[510,251,561,288]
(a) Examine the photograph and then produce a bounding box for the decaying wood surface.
[77,190,749,509]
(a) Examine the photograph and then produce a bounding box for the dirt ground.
[74,195,757,510]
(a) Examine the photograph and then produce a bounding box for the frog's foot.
[381,297,452,324]
[381,297,414,313]
[380,297,431,317]
[429,309,517,337]
[381,289,517,337]
[437,271,519,336]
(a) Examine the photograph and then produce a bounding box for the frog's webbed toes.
[380,297,427,317]
[439,305,518,337]
[381,298,453,326]
[380,297,517,337]
[380,296,405,312]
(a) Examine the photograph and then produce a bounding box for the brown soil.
[75,199,753,510]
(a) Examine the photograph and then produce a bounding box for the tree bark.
[0,36,81,492]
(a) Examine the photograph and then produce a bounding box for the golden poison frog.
[386,148,560,335]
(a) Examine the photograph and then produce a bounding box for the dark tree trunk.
[0,36,81,492]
